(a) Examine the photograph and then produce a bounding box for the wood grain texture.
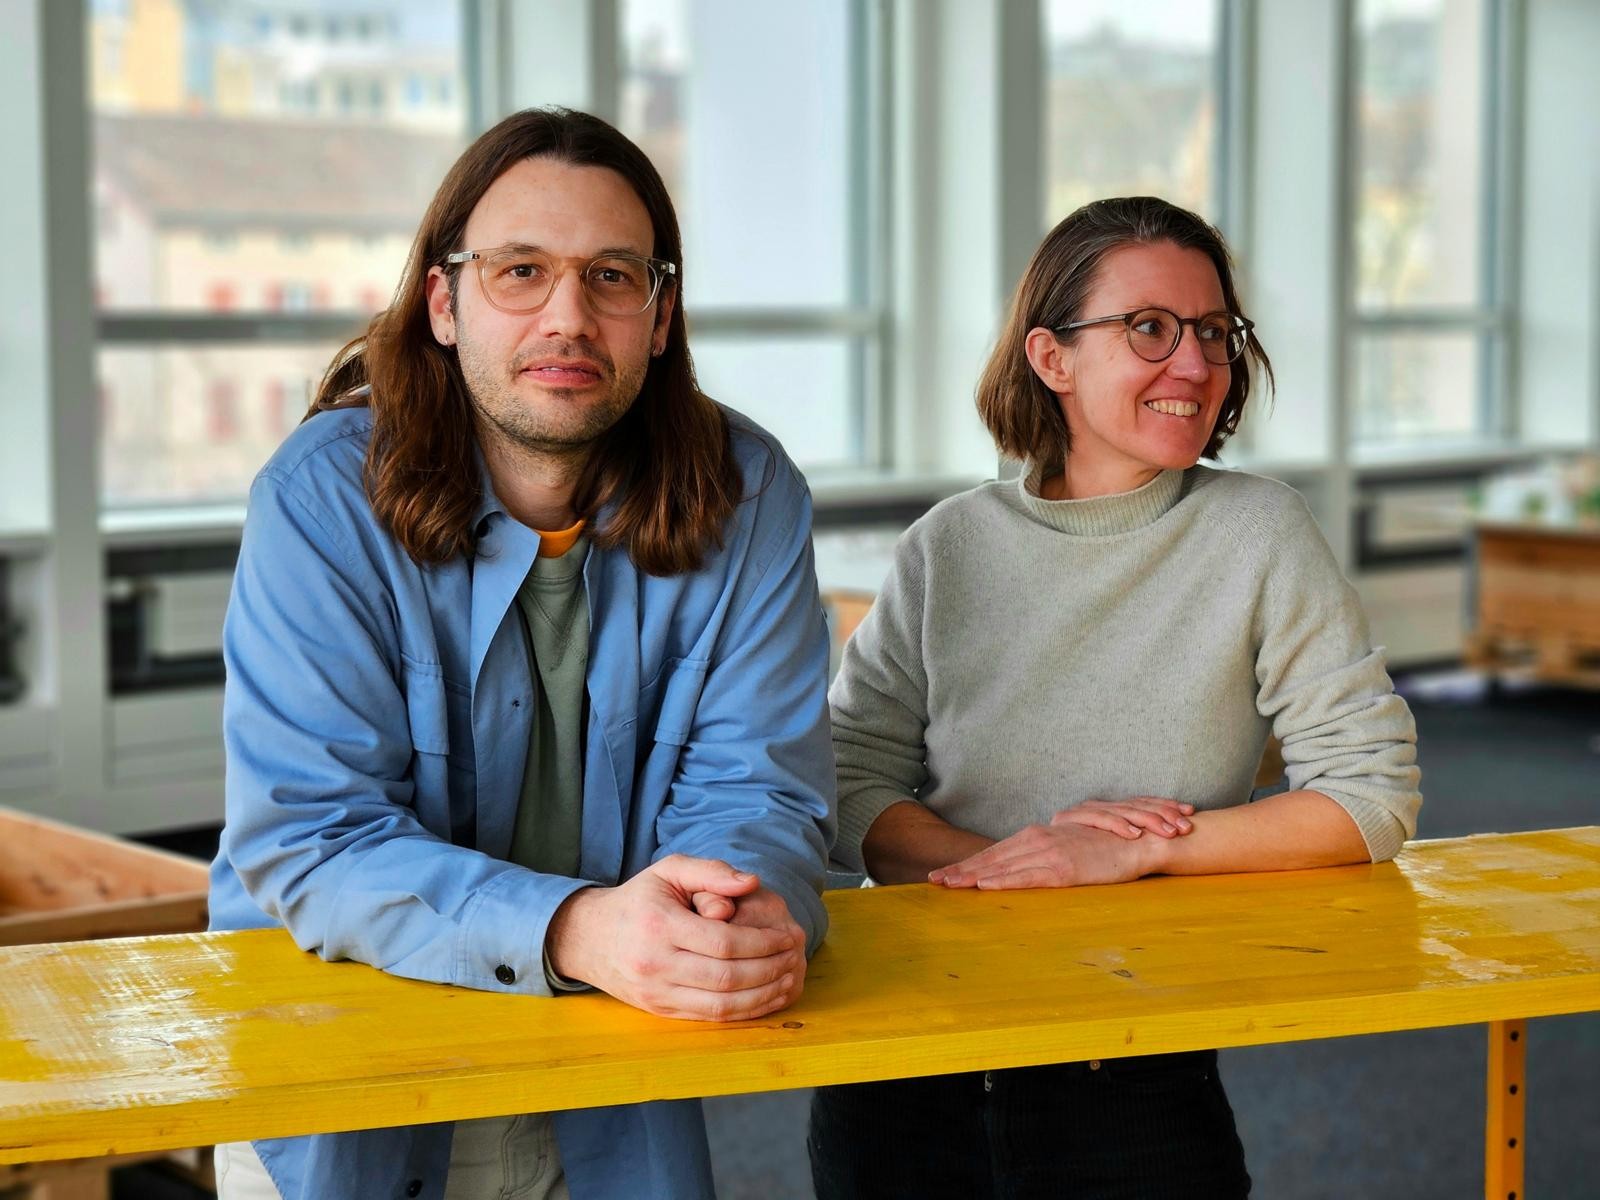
[0,808,209,945]
[2,828,1597,1164]
[1470,524,1600,687]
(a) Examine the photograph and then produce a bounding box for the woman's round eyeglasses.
[1054,307,1253,366]
[445,246,676,317]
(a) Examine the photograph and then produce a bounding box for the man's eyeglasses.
[1054,307,1254,366]
[444,246,677,317]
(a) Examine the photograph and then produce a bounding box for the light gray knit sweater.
[830,464,1422,876]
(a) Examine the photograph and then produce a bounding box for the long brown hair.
[976,196,1273,467]
[311,108,740,576]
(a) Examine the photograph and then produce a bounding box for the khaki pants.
[216,1114,569,1200]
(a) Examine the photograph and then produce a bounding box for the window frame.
[608,0,893,474]
[1344,0,1523,453]
[93,1,480,516]
[96,0,894,502]
[1038,0,1244,241]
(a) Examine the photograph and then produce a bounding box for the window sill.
[810,471,985,529]
[90,473,986,548]
[0,526,51,557]
[1213,453,1332,480]
[101,505,247,548]
[1351,438,1581,476]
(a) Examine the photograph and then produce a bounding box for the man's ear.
[424,266,457,347]
[1024,326,1072,397]
[650,283,677,357]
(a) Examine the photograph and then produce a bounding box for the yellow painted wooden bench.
[3,827,1597,1199]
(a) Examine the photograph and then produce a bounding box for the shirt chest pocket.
[400,653,475,765]
[640,657,710,746]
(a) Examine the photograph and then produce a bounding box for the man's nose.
[537,267,598,339]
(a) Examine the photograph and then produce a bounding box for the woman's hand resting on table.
[1048,797,1194,840]
[928,797,1194,890]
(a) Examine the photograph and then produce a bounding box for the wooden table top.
[3,827,1598,1164]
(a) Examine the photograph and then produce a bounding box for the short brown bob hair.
[976,196,1272,467]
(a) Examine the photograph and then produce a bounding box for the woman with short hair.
[810,196,1422,1199]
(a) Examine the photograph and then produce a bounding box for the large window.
[1042,0,1223,226]
[90,0,468,507]
[618,0,881,471]
[1349,0,1510,447]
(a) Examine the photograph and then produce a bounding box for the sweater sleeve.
[828,532,932,875]
[1251,493,1422,861]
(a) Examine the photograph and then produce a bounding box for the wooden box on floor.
[1466,521,1600,688]
[0,807,213,1199]
[0,808,209,947]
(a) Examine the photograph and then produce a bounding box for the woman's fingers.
[942,850,1068,889]
[973,867,1059,891]
[1125,796,1196,823]
[933,830,1064,884]
[934,824,1153,890]
[929,828,1035,882]
[1051,798,1194,836]
[1049,807,1145,839]
[1111,805,1181,836]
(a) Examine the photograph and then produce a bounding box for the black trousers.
[808,1050,1251,1200]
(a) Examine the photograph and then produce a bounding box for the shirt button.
[1089,1060,1101,1070]
[406,1180,423,1198]
[982,1071,993,1092]
[494,964,516,985]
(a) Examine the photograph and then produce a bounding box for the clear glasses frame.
[1054,307,1255,366]
[444,246,678,317]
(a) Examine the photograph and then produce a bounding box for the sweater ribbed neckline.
[1015,463,1185,536]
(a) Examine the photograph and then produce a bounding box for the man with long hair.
[208,108,835,1200]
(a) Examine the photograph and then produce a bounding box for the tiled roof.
[95,112,462,232]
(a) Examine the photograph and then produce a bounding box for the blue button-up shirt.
[209,405,835,1200]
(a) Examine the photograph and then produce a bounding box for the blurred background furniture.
[1467,521,1600,689]
[0,808,212,1199]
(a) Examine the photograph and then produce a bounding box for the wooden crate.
[0,808,212,1198]
[1466,522,1600,688]
[0,808,209,947]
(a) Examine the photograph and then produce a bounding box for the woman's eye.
[1198,323,1226,342]
[1131,318,1166,337]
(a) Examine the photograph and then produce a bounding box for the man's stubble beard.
[458,334,651,460]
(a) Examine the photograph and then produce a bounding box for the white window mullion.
[616,0,884,473]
